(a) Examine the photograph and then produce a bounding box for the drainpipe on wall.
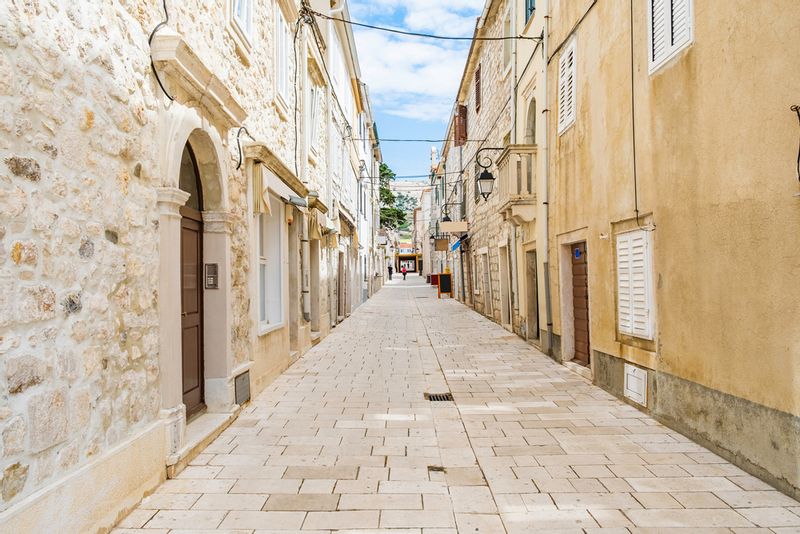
[510,0,520,315]
[542,0,554,356]
[301,213,311,322]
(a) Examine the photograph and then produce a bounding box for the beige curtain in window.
[309,210,323,240]
[252,164,271,215]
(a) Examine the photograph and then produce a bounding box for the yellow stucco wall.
[548,0,800,415]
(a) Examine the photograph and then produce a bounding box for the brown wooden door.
[181,210,205,418]
[571,242,590,366]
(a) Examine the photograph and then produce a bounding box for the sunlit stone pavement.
[114,274,800,533]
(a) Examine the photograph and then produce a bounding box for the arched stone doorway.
[157,105,239,462]
[178,143,206,418]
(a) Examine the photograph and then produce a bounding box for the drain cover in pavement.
[424,392,454,401]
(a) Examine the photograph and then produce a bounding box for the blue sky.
[349,0,485,182]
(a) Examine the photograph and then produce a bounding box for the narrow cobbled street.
[115,275,799,533]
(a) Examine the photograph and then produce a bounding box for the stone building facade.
[433,0,800,501]
[0,0,381,531]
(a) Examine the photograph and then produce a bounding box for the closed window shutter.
[455,104,468,146]
[616,233,634,335]
[616,230,654,340]
[670,0,692,50]
[629,232,651,338]
[650,0,692,71]
[557,41,576,133]
[651,0,668,64]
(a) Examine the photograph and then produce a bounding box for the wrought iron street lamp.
[477,169,495,201]
[475,147,505,201]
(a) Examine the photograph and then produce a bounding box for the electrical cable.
[236,126,255,170]
[307,8,540,42]
[792,105,800,183]
[352,138,486,143]
[148,0,175,101]
[293,17,302,178]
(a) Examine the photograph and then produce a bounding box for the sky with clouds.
[349,0,485,181]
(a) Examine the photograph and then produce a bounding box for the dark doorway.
[571,242,590,366]
[526,250,539,341]
[179,143,205,418]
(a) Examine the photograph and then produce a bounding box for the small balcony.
[496,144,537,225]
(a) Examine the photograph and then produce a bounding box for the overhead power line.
[307,8,541,42]
[353,138,486,143]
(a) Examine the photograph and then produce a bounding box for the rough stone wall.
[0,0,311,511]
[0,0,165,509]
[451,0,513,325]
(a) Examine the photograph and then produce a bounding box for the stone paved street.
[114,275,800,533]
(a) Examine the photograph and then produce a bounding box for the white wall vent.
[623,363,648,406]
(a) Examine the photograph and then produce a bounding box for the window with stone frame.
[306,81,322,153]
[275,5,292,103]
[228,0,254,58]
[258,194,285,330]
[503,11,512,69]
[525,0,536,22]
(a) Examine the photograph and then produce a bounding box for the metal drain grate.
[424,392,454,402]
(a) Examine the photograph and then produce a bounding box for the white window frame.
[502,9,513,73]
[274,5,291,105]
[258,194,286,333]
[331,121,343,184]
[228,0,254,57]
[306,82,322,154]
[615,229,655,340]
[557,38,577,134]
[648,0,693,74]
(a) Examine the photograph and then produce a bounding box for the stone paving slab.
[114,275,800,533]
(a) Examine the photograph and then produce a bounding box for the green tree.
[379,163,406,229]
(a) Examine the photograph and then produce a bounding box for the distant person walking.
[387,265,393,280]
[401,266,407,280]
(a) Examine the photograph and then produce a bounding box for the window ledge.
[226,21,253,66]
[648,43,692,76]
[308,148,319,167]
[258,321,286,336]
[273,94,290,122]
[558,120,576,136]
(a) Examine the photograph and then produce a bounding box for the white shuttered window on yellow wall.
[616,229,654,340]
[557,39,576,134]
[649,0,693,73]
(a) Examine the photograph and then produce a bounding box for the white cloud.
[349,0,484,122]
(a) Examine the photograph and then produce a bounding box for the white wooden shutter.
[616,233,634,335]
[649,0,693,72]
[557,40,576,133]
[670,0,692,51]
[650,0,669,65]
[616,229,654,339]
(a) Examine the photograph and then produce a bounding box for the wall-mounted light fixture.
[475,147,505,201]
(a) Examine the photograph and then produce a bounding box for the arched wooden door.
[179,143,205,418]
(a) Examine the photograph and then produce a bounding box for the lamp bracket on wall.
[475,147,505,170]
